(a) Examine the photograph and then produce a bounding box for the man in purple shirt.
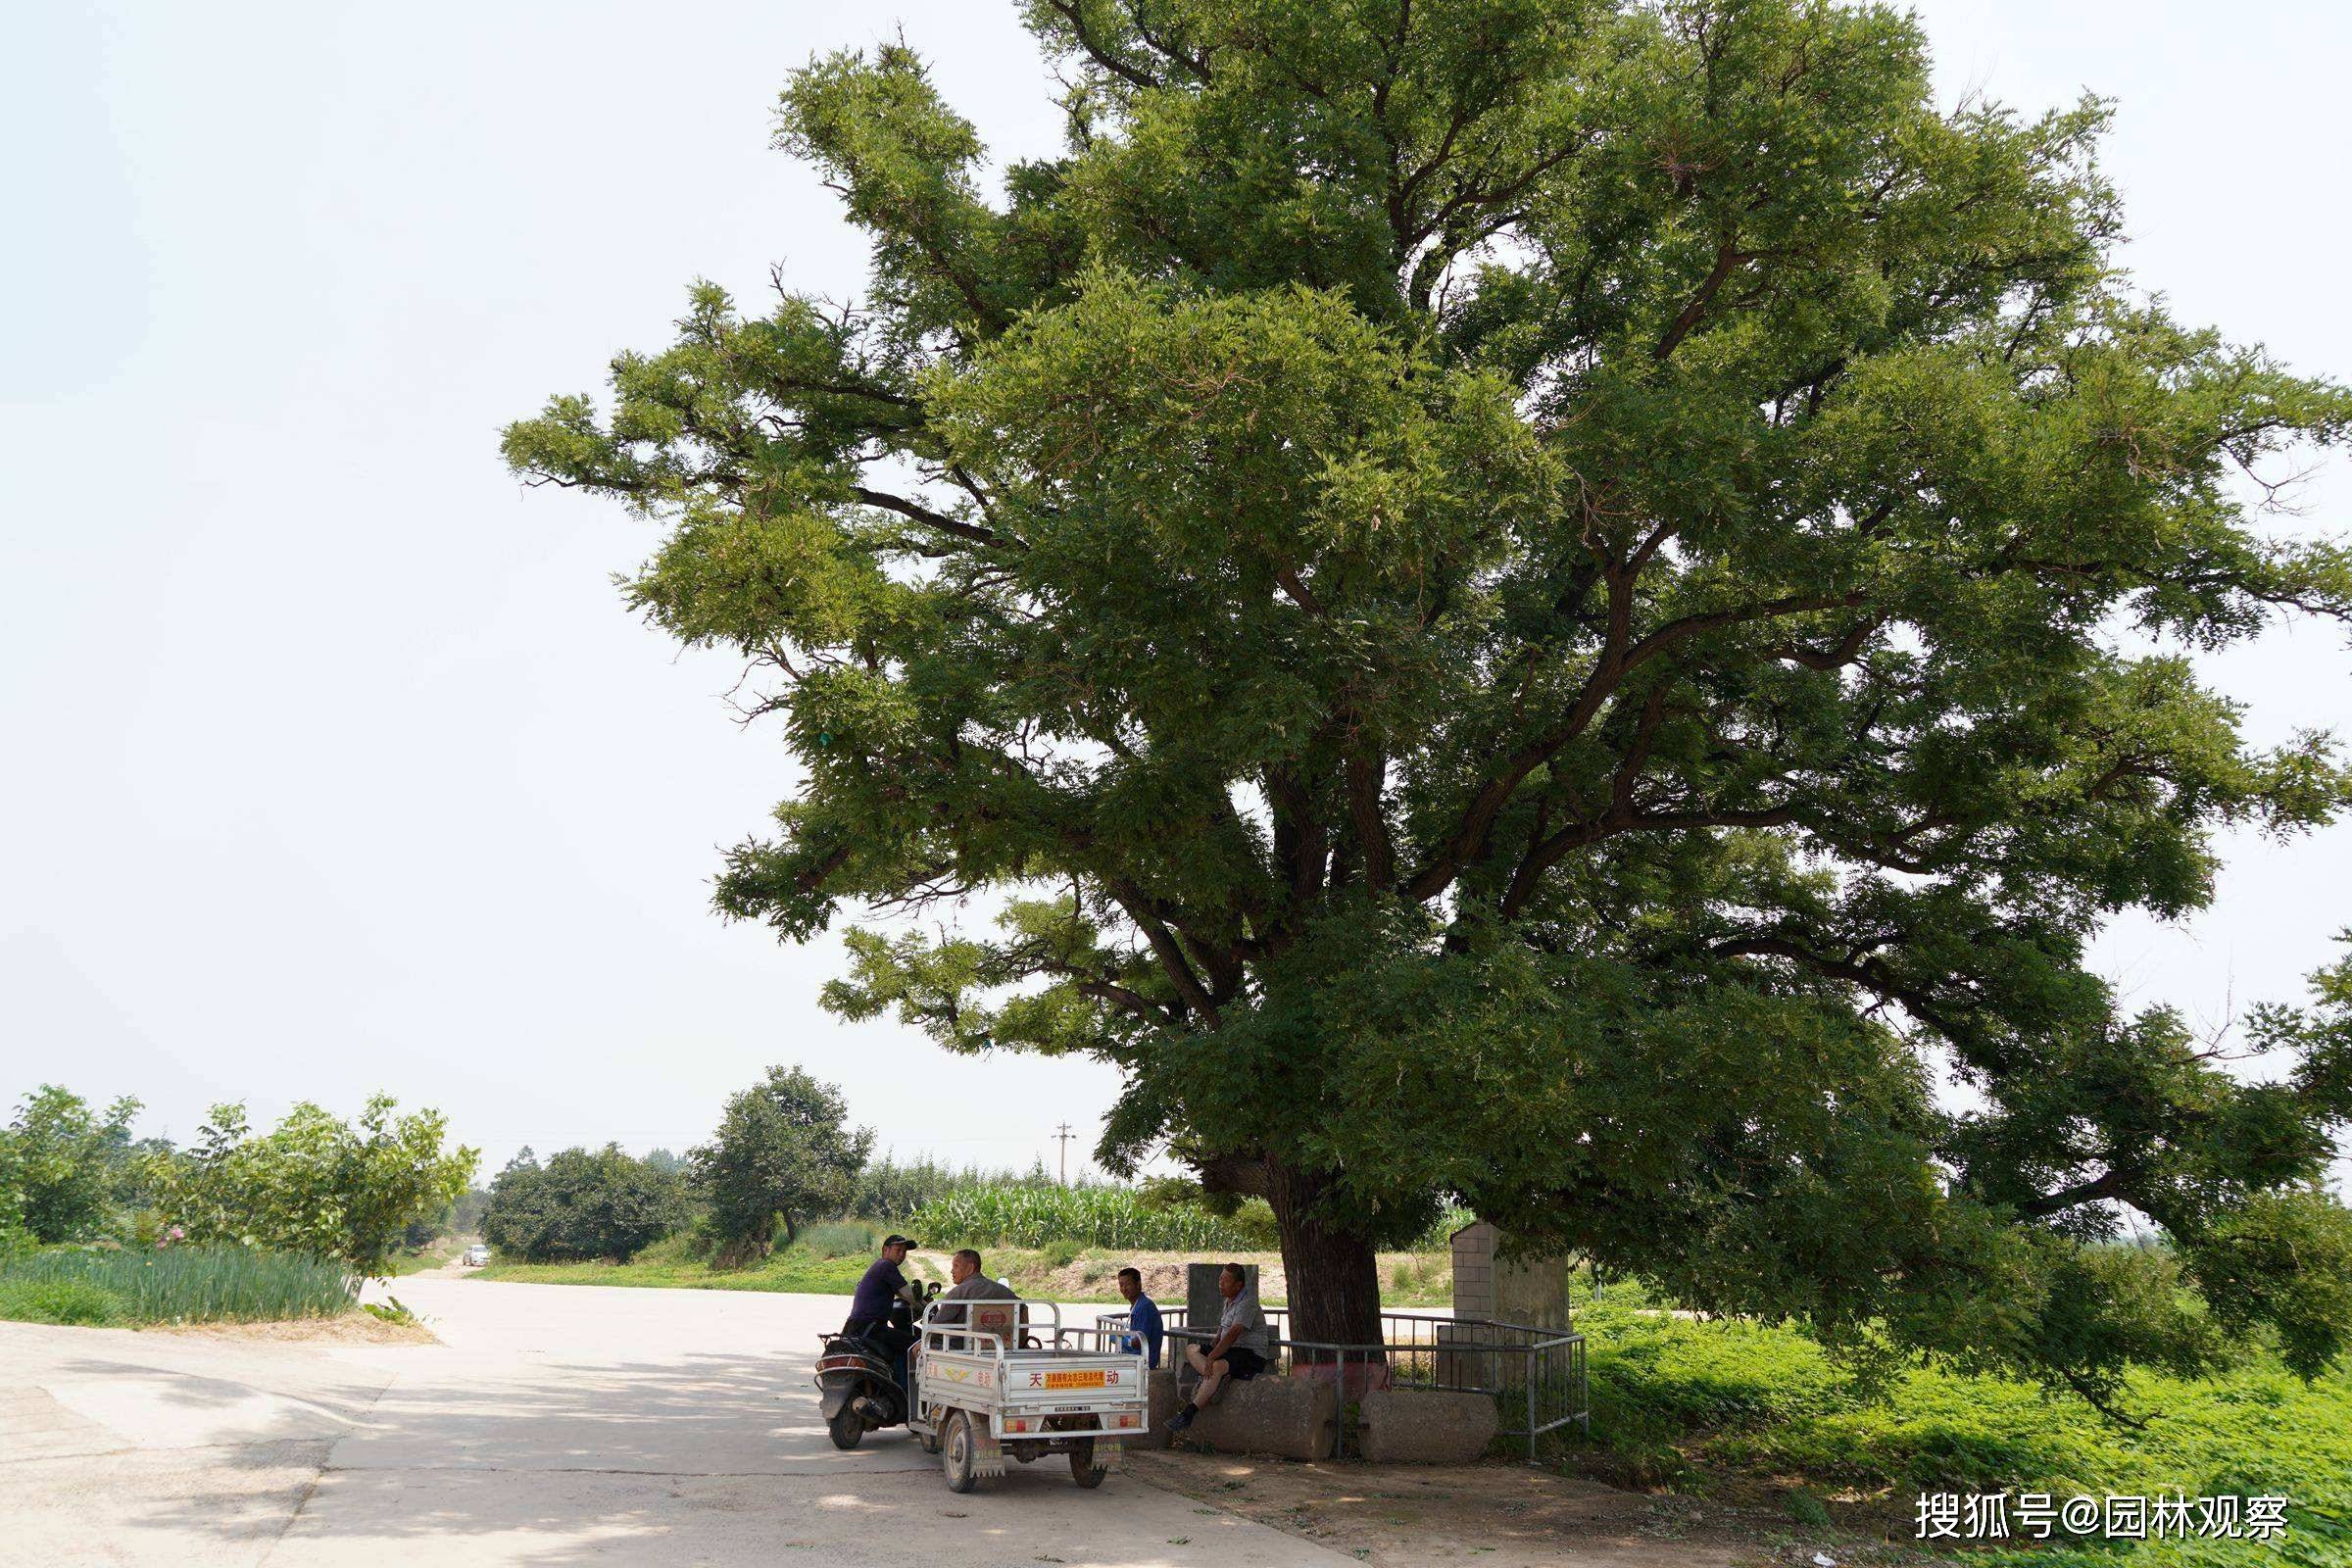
[844,1234,921,1351]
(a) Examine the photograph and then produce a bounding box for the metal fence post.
[1526,1360,1539,1466]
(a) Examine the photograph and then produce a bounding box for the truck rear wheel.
[1068,1438,1106,1489]
[942,1410,979,1494]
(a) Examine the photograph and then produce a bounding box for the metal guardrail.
[1094,1305,1588,1463]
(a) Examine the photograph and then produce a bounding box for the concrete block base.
[1355,1388,1499,1463]
[1139,1368,1183,1449]
[1175,1372,1337,1461]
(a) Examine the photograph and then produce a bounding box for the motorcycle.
[815,1279,939,1450]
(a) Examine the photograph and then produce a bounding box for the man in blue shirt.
[1116,1266,1163,1369]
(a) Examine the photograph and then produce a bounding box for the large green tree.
[507,0,2352,1397]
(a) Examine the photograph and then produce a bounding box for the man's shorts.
[1222,1346,1268,1381]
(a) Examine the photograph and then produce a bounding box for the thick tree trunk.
[1265,1157,1386,1364]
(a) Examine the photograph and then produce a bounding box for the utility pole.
[1054,1122,1075,1186]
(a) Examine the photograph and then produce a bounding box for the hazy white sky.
[4,1,2346,1188]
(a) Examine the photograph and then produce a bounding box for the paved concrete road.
[1,1277,1347,1568]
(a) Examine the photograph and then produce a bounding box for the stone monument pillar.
[1449,1220,1572,1329]
[1186,1260,1258,1338]
[1444,1221,1571,1390]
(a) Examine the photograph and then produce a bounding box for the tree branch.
[1107,877,1224,1028]
[2018,1168,2128,1219]
[1654,240,1750,362]
[851,486,1018,549]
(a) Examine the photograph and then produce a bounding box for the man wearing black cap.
[845,1234,922,1360]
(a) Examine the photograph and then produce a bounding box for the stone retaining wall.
[1355,1387,1499,1463]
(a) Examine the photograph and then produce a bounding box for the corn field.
[0,1245,357,1324]
[907,1185,1268,1250]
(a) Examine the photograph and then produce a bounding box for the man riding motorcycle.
[841,1234,925,1403]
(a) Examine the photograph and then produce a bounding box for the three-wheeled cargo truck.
[908,1297,1151,1493]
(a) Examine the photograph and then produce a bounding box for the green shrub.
[3,1087,143,1244]
[0,1276,122,1325]
[0,1245,355,1323]
[1566,1299,2352,1541]
[146,1096,475,1277]
[626,1230,706,1267]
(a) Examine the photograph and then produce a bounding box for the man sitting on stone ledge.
[1166,1261,1270,1434]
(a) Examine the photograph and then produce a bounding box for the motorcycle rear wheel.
[827,1405,865,1451]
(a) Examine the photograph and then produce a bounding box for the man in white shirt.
[1166,1262,1270,1433]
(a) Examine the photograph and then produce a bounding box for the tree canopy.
[148,1097,477,1278]
[0,1087,145,1245]
[480,1145,686,1264]
[506,0,2352,1397]
[690,1064,873,1259]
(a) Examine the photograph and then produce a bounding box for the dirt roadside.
[1122,1449,1945,1568]
[146,1311,437,1346]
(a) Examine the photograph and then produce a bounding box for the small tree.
[150,1096,477,1277]
[1,1087,142,1243]
[691,1066,873,1262]
[479,1145,684,1262]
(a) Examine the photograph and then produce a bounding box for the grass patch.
[0,1245,357,1325]
[1382,1252,1453,1307]
[798,1219,882,1258]
[0,1276,122,1325]
[1563,1290,2352,1566]
[474,1232,872,1295]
